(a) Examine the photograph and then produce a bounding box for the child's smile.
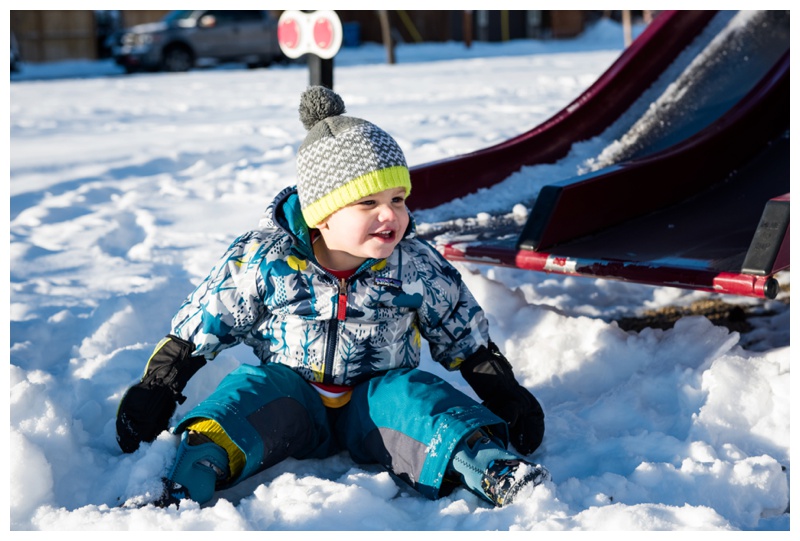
[372,229,397,241]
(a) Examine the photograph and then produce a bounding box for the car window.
[164,11,195,24]
[206,11,263,24]
[234,11,264,22]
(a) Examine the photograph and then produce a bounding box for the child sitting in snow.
[116,86,549,508]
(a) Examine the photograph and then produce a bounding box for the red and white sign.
[278,10,343,60]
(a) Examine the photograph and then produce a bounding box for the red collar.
[326,266,356,280]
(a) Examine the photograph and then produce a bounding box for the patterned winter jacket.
[170,187,490,387]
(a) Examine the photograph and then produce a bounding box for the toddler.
[116,86,549,508]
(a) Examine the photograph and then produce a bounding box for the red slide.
[408,10,718,211]
[414,11,789,299]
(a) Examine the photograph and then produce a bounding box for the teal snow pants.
[174,362,508,499]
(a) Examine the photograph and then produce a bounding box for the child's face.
[315,187,410,270]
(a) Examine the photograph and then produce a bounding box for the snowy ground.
[8,14,792,531]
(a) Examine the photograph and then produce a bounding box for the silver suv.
[111,10,285,73]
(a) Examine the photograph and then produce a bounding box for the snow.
[8,14,792,531]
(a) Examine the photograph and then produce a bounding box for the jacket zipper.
[336,278,347,321]
[323,277,348,384]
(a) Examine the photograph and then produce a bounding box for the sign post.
[278,10,343,89]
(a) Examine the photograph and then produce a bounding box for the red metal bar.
[438,242,781,299]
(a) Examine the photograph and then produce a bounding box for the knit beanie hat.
[296,86,411,228]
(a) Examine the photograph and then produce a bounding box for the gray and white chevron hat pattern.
[295,86,410,227]
[297,120,407,207]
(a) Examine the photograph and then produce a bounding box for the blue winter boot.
[450,430,550,507]
[153,430,230,508]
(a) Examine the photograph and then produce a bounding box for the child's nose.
[377,204,396,222]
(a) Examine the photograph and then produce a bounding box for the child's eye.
[392,196,406,204]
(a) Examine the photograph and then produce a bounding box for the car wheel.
[162,46,193,72]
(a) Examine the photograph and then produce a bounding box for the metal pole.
[308,54,334,89]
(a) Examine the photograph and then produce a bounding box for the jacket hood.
[258,186,314,259]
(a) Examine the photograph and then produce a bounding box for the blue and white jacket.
[170,187,490,387]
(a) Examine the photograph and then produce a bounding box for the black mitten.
[116,335,206,453]
[460,341,545,455]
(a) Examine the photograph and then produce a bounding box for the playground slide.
[417,11,790,299]
[407,10,718,211]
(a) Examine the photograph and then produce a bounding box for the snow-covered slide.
[416,10,790,299]
[408,10,717,211]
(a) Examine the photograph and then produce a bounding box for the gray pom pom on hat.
[294,86,412,228]
[299,86,346,130]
